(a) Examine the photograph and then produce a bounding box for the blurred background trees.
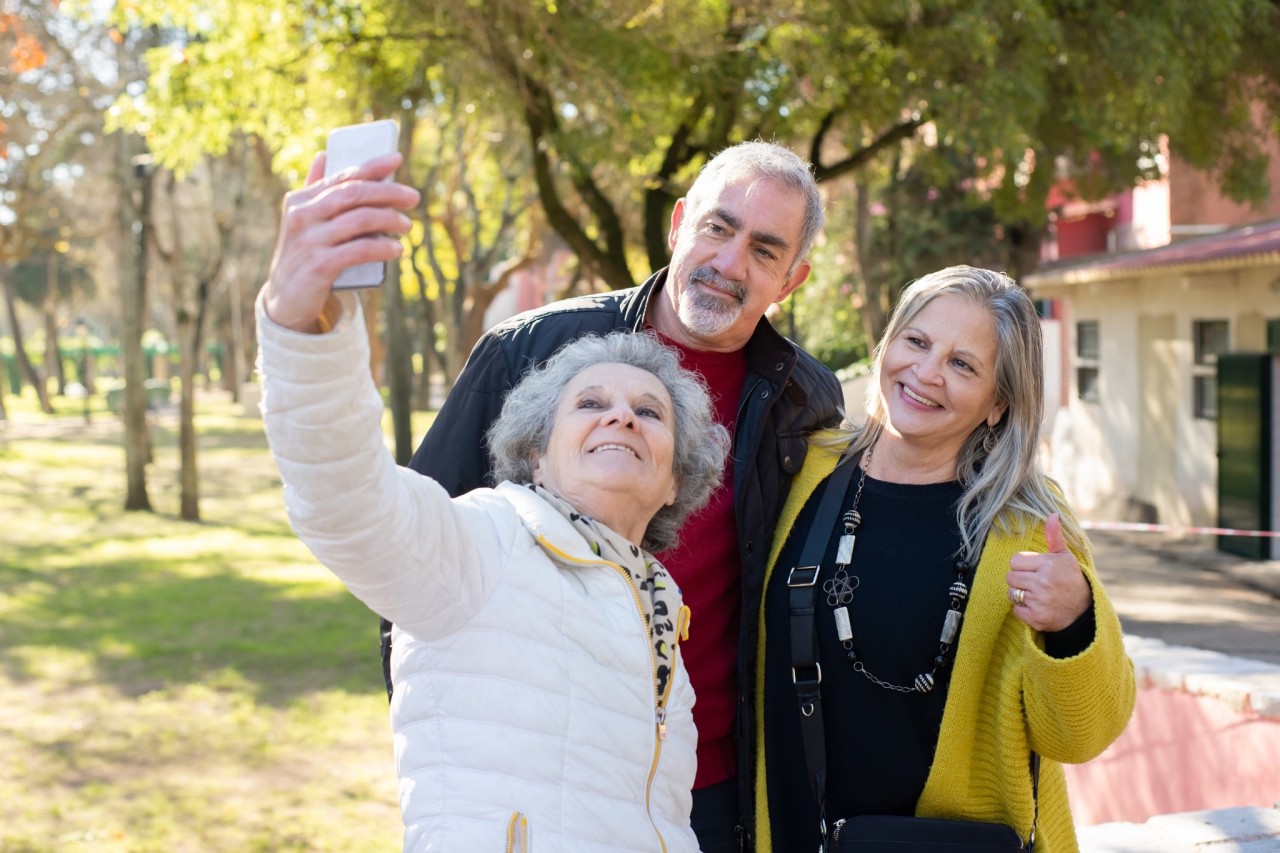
[3,0,1279,510]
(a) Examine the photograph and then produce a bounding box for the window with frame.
[1075,320,1100,403]
[1192,319,1229,419]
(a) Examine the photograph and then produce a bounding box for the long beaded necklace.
[822,441,973,694]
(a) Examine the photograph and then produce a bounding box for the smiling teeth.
[592,444,638,458]
[902,385,941,407]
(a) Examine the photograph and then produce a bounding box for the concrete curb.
[1079,805,1280,852]
[1124,634,1280,718]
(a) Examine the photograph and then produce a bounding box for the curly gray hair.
[487,332,730,553]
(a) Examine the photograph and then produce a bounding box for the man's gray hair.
[488,332,730,553]
[685,140,826,270]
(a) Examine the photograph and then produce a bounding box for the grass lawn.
[0,390,437,852]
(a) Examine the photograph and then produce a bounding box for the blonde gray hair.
[488,332,730,552]
[835,265,1086,564]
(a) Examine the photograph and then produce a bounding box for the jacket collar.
[496,481,612,566]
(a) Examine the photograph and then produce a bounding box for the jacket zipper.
[536,536,687,853]
[732,376,762,454]
[506,811,529,852]
[642,601,689,853]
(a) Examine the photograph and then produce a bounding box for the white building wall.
[1044,281,1142,520]
[1035,265,1279,528]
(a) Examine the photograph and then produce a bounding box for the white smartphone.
[324,119,401,289]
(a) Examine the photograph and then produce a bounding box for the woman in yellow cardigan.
[754,266,1135,852]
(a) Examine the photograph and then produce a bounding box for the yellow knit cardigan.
[753,440,1136,853]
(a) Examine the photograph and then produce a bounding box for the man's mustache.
[688,265,747,303]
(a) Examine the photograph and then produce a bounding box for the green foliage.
[97,0,1280,341]
[102,0,437,178]
[867,145,1007,293]
[784,270,868,372]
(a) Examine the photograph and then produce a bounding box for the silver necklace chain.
[823,441,973,694]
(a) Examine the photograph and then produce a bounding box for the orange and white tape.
[1082,520,1280,538]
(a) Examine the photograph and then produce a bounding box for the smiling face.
[879,293,1009,458]
[531,362,679,542]
[653,175,812,353]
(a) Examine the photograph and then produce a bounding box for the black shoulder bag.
[786,453,1037,851]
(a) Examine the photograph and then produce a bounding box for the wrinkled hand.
[262,152,420,332]
[1005,513,1092,632]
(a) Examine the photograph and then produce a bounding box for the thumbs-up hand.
[1006,513,1093,632]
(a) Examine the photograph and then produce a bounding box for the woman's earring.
[981,424,998,453]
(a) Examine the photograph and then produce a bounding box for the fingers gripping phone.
[324,119,401,289]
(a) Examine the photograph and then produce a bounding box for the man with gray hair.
[394,140,843,851]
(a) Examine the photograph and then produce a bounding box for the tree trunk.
[384,265,413,465]
[1004,221,1044,284]
[1,265,53,414]
[0,352,9,422]
[850,175,887,352]
[160,168,203,522]
[122,152,154,512]
[177,306,200,520]
[382,111,417,464]
[44,256,65,396]
[227,273,246,402]
[414,293,441,409]
[44,307,64,397]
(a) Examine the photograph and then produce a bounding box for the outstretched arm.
[257,155,512,640]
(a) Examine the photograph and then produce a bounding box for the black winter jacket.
[386,266,844,846]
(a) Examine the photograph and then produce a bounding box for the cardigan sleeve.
[256,289,516,641]
[1018,501,1137,764]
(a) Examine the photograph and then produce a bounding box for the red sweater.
[653,331,747,789]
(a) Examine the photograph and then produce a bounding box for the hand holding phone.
[324,119,401,289]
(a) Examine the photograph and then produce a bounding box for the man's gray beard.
[678,268,746,337]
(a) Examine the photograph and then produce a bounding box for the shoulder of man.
[481,284,648,372]
[765,330,844,427]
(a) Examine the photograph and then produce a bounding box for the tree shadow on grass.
[0,542,386,707]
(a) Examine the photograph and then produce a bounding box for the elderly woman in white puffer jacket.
[256,150,728,852]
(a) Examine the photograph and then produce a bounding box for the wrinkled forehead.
[689,171,791,211]
[686,174,808,248]
[565,361,670,399]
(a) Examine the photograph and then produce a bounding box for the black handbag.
[828,814,1026,850]
[786,453,1036,852]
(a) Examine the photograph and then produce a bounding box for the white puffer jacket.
[257,293,699,852]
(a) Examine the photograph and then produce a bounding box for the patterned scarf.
[530,484,689,704]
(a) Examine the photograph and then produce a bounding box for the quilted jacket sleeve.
[256,290,517,640]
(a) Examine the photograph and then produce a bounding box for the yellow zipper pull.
[657,706,668,740]
[506,812,529,852]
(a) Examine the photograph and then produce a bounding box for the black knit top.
[761,471,1094,850]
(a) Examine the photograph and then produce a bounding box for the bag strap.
[787,451,860,842]
[785,451,1042,851]
[1028,752,1041,852]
